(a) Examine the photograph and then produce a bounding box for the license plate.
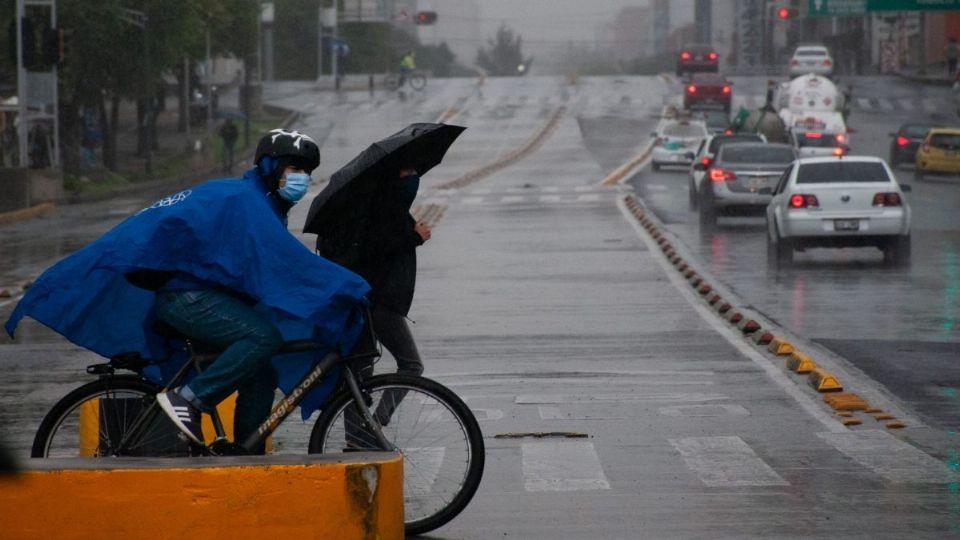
[834,219,859,231]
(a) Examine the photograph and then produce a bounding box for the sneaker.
[156,390,204,445]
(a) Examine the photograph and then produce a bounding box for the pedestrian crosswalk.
[730,93,952,114]
[426,369,956,494]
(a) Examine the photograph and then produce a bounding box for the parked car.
[651,119,709,171]
[687,133,767,209]
[788,45,834,78]
[914,127,960,180]
[683,73,732,113]
[676,44,719,76]
[698,142,797,228]
[888,123,933,168]
[766,156,911,266]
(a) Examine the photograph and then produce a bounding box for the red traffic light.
[414,11,437,25]
[777,7,799,19]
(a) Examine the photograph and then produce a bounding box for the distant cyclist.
[398,50,416,88]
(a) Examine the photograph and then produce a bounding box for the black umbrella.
[303,122,466,235]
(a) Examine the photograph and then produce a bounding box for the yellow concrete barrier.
[808,368,843,393]
[768,337,795,356]
[0,452,404,540]
[786,351,817,374]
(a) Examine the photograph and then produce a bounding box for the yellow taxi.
[915,127,960,179]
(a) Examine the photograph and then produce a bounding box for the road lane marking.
[856,98,871,109]
[516,393,728,404]
[576,194,601,202]
[669,436,790,487]
[816,430,955,484]
[539,195,562,203]
[522,441,611,491]
[658,404,750,417]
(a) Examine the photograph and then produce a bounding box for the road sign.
[808,0,866,17]
[812,0,960,13]
[869,0,960,9]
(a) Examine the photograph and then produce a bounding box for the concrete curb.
[0,452,404,539]
[893,70,954,87]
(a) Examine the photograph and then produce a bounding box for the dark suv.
[888,123,932,168]
[676,44,719,76]
[683,73,732,112]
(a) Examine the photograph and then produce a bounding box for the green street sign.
[808,0,867,16]
[869,0,960,10]
[811,0,960,14]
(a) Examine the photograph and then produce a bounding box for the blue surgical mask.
[398,174,420,207]
[278,172,311,203]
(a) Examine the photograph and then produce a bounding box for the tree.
[476,24,532,77]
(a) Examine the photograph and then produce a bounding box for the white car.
[788,45,834,78]
[766,156,911,266]
[651,120,708,171]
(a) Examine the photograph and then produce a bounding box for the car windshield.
[691,74,725,85]
[902,125,931,138]
[720,146,795,164]
[708,135,763,153]
[796,162,891,184]
[796,49,827,57]
[663,124,704,137]
[703,114,728,129]
[929,133,960,149]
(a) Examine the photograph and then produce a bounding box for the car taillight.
[790,59,799,66]
[872,192,902,207]
[724,128,733,135]
[681,52,691,60]
[722,85,731,94]
[823,59,832,66]
[832,147,845,156]
[895,135,909,146]
[687,85,697,94]
[708,52,718,60]
[709,168,736,182]
[701,156,713,167]
[789,194,820,209]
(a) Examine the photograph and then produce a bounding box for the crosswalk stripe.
[876,98,895,111]
[856,98,871,109]
[669,436,789,487]
[816,430,955,484]
[896,98,914,111]
[522,441,611,492]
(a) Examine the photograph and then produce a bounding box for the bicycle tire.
[32,376,191,458]
[408,73,427,90]
[308,373,484,536]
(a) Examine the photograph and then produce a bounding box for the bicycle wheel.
[408,73,427,90]
[309,373,484,536]
[32,376,191,458]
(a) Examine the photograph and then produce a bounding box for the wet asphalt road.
[1,75,960,538]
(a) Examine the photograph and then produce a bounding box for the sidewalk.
[896,65,955,86]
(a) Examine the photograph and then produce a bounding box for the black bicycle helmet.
[254,128,320,173]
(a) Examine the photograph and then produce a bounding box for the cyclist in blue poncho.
[5,129,371,452]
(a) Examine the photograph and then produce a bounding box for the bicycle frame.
[116,310,390,456]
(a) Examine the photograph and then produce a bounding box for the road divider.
[0,453,404,539]
[617,193,911,432]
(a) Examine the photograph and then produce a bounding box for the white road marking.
[645,184,669,192]
[522,441,611,492]
[539,195,562,203]
[856,98,871,109]
[501,195,525,203]
[816,430,955,484]
[658,404,750,417]
[460,196,484,205]
[576,194,601,202]
[470,188,492,195]
[516,393,728,404]
[470,408,504,421]
[669,436,789,487]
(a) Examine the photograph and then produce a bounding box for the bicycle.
[31,313,484,536]
[384,70,427,91]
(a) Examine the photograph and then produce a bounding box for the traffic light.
[42,27,66,66]
[777,7,799,19]
[414,11,437,25]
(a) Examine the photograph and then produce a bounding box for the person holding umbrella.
[6,129,370,453]
[305,123,465,379]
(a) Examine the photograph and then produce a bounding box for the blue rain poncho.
[5,168,371,418]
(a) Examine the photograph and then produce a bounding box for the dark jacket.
[351,184,424,316]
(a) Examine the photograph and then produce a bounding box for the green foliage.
[476,24,532,77]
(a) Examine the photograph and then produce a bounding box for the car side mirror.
[900,184,912,193]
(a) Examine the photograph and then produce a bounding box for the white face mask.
[278,172,311,203]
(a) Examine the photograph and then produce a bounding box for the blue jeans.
[154,290,282,453]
